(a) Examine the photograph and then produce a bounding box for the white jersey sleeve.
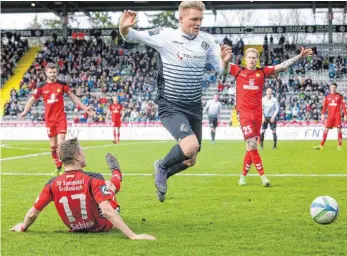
[122,27,169,50]
[207,37,221,71]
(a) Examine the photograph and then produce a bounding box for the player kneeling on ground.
[10,138,155,240]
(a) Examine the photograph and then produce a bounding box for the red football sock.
[242,151,252,176]
[338,131,342,146]
[111,169,122,193]
[51,146,62,168]
[320,131,328,146]
[249,149,264,176]
[113,131,117,141]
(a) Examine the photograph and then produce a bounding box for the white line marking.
[0,141,168,161]
[1,173,347,177]
[1,146,48,151]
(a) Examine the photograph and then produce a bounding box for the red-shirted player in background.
[19,63,95,175]
[10,138,155,240]
[314,82,347,150]
[221,46,312,186]
[106,97,124,144]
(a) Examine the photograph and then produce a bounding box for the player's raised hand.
[221,44,232,64]
[120,10,138,28]
[131,234,156,240]
[85,106,96,117]
[344,115,347,122]
[10,223,25,232]
[19,111,27,120]
[299,47,313,59]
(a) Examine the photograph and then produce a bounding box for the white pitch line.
[1,173,347,177]
[0,141,168,161]
[1,146,48,151]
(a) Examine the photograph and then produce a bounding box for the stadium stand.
[1,37,346,124]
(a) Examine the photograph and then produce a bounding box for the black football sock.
[160,144,189,171]
[167,163,189,179]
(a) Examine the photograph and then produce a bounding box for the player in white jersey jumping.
[203,94,222,144]
[119,1,232,202]
[260,88,280,149]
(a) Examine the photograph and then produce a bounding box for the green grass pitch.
[1,140,347,256]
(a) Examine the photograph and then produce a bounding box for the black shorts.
[262,117,277,130]
[157,99,202,151]
[208,116,218,129]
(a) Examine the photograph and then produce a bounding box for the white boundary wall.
[1,125,347,140]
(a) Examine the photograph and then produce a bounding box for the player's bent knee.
[50,145,58,152]
[179,136,199,158]
[183,155,197,167]
[246,137,258,150]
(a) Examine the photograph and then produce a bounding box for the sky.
[1,8,346,44]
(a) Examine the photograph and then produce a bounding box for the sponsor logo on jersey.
[201,41,209,50]
[148,27,162,36]
[177,52,204,60]
[43,91,49,94]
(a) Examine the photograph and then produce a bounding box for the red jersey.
[34,170,115,232]
[229,64,275,113]
[322,93,347,117]
[109,103,123,121]
[32,81,71,123]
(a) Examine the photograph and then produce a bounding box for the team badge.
[201,41,209,50]
[57,89,61,92]
[256,73,261,77]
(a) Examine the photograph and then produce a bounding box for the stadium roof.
[1,1,346,15]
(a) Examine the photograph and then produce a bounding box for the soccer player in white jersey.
[119,1,231,202]
[260,88,280,149]
[203,94,222,144]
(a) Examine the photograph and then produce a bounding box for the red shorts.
[238,111,262,140]
[72,194,120,233]
[112,119,121,128]
[326,115,342,129]
[46,119,67,138]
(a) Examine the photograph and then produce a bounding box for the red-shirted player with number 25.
[10,138,155,240]
[221,46,312,186]
[19,63,95,176]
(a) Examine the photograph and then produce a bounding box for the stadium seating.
[1,37,346,124]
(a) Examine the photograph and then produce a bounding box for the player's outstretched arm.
[19,96,37,119]
[274,47,313,73]
[69,93,96,117]
[10,207,41,232]
[219,45,233,75]
[98,201,156,240]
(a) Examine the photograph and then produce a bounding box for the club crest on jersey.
[57,89,61,92]
[201,41,209,50]
[256,73,261,77]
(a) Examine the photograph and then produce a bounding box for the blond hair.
[58,138,80,165]
[245,48,259,58]
[179,1,205,15]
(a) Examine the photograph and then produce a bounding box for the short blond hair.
[179,1,205,15]
[45,63,56,70]
[58,138,80,165]
[245,48,259,58]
